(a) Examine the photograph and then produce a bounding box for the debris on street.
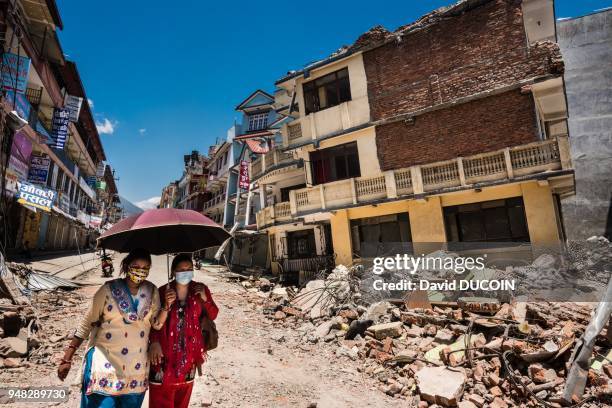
[238,257,612,407]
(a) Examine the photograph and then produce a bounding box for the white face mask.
[175,270,194,285]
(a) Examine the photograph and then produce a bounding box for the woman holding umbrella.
[57,248,172,407]
[148,253,218,408]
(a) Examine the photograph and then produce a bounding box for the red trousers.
[149,382,194,408]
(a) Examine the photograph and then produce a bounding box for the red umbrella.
[97,208,230,255]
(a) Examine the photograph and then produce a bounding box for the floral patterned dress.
[75,278,160,399]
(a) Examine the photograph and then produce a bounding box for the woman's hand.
[193,283,208,302]
[57,360,71,381]
[164,289,177,310]
[149,341,163,366]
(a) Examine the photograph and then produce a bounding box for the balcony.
[250,148,300,181]
[203,193,226,211]
[256,137,572,229]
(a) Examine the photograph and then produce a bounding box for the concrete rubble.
[239,253,612,407]
[0,261,86,373]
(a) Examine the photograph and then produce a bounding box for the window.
[310,142,360,185]
[350,214,412,258]
[303,68,351,114]
[287,230,316,259]
[248,112,268,131]
[444,197,530,243]
[280,184,306,202]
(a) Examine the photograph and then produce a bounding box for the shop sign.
[8,131,32,180]
[27,155,51,184]
[16,181,56,212]
[1,53,31,93]
[239,160,250,190]
[64,94,83,122]
[49,108,70,149]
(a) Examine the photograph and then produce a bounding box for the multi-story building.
[159,180,178,209]
[0,0,115,252]
[203,90,279,229]
[254,0,574,280]
[557,9,612,240]
[176,150,209,212]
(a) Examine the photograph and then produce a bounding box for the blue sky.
[56,0,611,207]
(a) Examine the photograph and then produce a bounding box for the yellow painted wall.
[520,181,561,246]
[440,184,522,207]
[300,127,380,183]
[407,197,447,242]
[330,209,353,266]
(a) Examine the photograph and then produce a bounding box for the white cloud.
[88,98,94,108]
[138,128,147,135]
[96,118,117,135]
[135,196,160,210]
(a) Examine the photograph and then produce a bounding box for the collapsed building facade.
[253,0,574,282]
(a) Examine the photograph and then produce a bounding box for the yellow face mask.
[126,267,150,284]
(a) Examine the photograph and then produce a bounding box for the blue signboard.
[50,108,70,149]
[16,181,56,212]
[5,90,31,121]
[27,155,51,184]
[1,53,31,94]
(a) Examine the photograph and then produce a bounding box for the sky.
[55,0,612,209]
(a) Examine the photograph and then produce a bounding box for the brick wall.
[375,90,539,170]
[363,0,563,122]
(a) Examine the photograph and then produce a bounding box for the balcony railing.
[250,148,297,180]
[256,137,570,229]
[203,193,226,210]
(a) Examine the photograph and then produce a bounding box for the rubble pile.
[0,262,86,375]
[241,264,612,407]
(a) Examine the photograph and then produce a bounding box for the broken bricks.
[245,264,611,407]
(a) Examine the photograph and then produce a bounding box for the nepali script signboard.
[239,160,250,190]
[27,155,51,184]
[50,108,70,149]
[16,182,56,212]
[1,53,31,93]
[64,94,83,122]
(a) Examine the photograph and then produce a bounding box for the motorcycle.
[99,250,114,277]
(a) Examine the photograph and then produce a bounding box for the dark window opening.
[350,213,412,258]
[310,142,360,185]
[443,197,530,243]
[303,68,351,115]
[287,229,316,259]
[280,184,306,202]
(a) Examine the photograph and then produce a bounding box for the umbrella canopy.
[97,208,230,255]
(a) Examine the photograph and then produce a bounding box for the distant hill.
[119,196,145,216]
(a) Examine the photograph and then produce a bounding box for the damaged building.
[252,0,574,281]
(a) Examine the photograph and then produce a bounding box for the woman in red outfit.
[148,253,218,408]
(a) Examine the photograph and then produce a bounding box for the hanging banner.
[96,162,105,177]
[58,192,71,213]
[16,181,56,212]
[1,53,31,94]
[8,131,33,180]
[27,155,51,184]
[49,108,70,149]
[64,94,83,122]
[5,90,31,121]
[96,180,107,190]
[239,160,250,190]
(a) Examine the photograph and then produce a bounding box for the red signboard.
[239,160,250,190]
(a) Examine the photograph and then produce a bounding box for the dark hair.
[171,253,193,273]
[120,248,152,275]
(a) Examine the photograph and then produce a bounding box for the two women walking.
[57,249,218,408]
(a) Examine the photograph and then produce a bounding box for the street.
[1,252,404,408]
